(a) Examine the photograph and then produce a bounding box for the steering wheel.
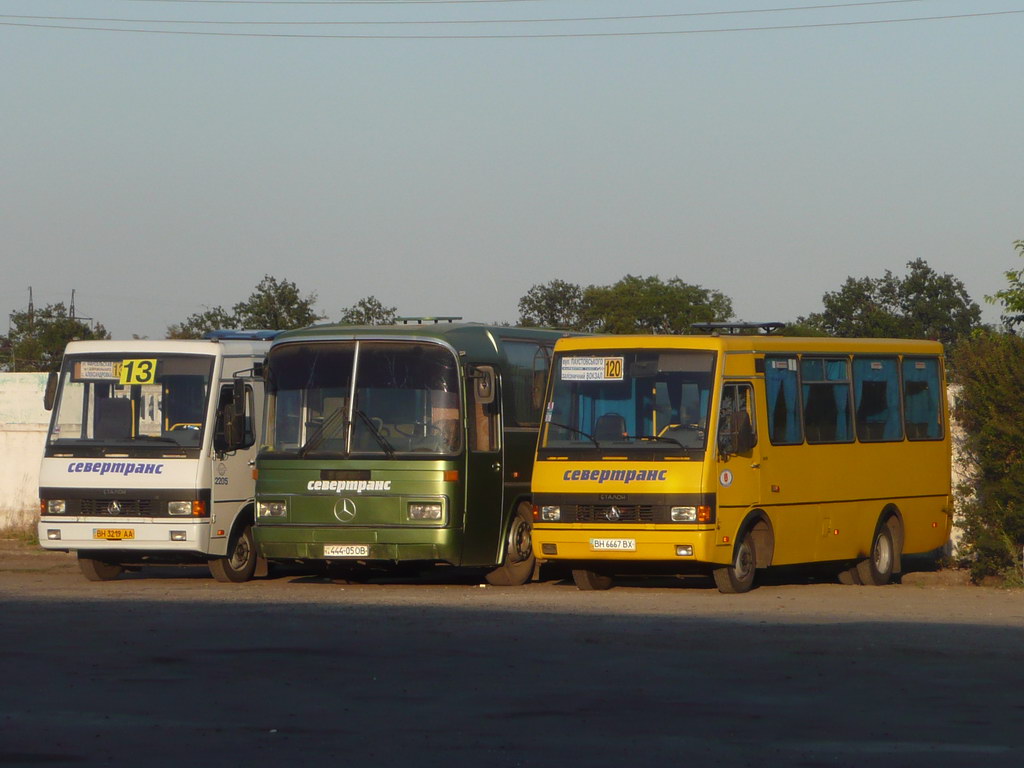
[393,421,441,438]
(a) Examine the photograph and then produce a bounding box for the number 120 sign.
[562,357,624,381]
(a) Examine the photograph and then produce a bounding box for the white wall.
[0,373,49,528]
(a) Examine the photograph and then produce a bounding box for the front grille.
[80,499,156,516]
[574,504,654,523]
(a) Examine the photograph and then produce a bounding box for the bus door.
[211,379,259,540]
[460,364,504,566]
[715,381,761,519]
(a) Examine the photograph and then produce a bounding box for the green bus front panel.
[254,458,466,564]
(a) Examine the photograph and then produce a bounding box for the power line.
[68,0,551,4]
[1,9,1021,38]
[0,1,946,27]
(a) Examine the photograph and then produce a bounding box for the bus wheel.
[713,531,756,594]
[572,569,613,591]
[837,565,862,585]
[856,524,895,586]
[78,555,123,581]
[209,524,258,583]
[485,503,535,586]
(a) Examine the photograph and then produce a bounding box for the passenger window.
[502,340,552,427]
[801,358,853,444]
[853,357,902,442]
[903,357,943,440]
[765,356,802,445]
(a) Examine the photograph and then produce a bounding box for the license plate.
[324,544,370,558]
[590,538,636,551]
[93,528,135,540]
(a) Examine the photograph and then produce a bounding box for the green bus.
[253,320,569,585]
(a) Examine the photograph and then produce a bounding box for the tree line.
[3,245,1024,583]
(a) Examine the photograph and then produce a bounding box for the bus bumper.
[37,518,212,555]
[531,526,725,566]
[254,525,462,564]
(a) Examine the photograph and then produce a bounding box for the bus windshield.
[46,354,215,457]
[541,349,716,455]
[264,340,462,458]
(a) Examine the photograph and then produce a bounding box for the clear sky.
[2,0,1021,339]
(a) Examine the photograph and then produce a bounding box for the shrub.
[951,331,1024,582]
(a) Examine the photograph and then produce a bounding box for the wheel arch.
[499,495,532,557]
[226,501,266,578]
[876,503,904,574]
[738,509,775,569]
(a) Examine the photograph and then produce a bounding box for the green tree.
[339,296,398,325]
[2,303,110,372]
[166,275,322,339]
[518,280,586,330]
[232,275,321,330]
[166,306,235,340]
[986,240,1024,331]
[581,275,733,334]
[809,259,980,345]
[951,330,1024,582]
[778,319,828,337]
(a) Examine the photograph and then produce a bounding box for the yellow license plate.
[93,528,135,540]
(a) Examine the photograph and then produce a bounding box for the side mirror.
[718,411,754,457]
[220,380,249,452]
[473,366,496,405]
[44,371,59,411]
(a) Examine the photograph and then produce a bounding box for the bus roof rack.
[691,321,786,336]
[396,316,463,325]
[203,329,281,341]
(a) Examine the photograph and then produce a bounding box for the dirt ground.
[2,539,1022,768]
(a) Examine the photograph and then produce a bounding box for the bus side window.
[215,383,255,452]
[469,365,499,452]
[718,383,756,455]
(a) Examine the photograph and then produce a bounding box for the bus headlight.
[540,505,561,522]
[408,502,443,521]
[45,499,66,515]
[671,505,712,522]
[168,501,193,516]
[671,506,697,522]
[168,500,207,516]
[258,501,287,518]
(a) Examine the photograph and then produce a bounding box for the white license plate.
[323,544,370,558]
[590,538,636,551]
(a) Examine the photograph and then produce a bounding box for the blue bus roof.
[203,329,280,341]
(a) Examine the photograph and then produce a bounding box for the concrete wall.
[0,373,49,529]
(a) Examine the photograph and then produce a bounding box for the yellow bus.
[531,327,952,592]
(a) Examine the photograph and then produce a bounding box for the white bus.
[37,331,274,582]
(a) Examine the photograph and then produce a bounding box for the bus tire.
[837,565,862,585]
[209,524,258,583]
[572,569,613,591]
[78,555,123,581]
[485,503,535,586]
[713,531,756,594]
[856,523,895,586]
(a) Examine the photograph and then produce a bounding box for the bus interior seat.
[594,413,627,442]
[95,398,133,440]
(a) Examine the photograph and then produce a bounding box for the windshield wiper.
[632,434,685,448]
[353,409,395,458]
[299,409,348,457]
[546,421,600,448]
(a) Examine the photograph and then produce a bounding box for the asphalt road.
[2,543,1023,768]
